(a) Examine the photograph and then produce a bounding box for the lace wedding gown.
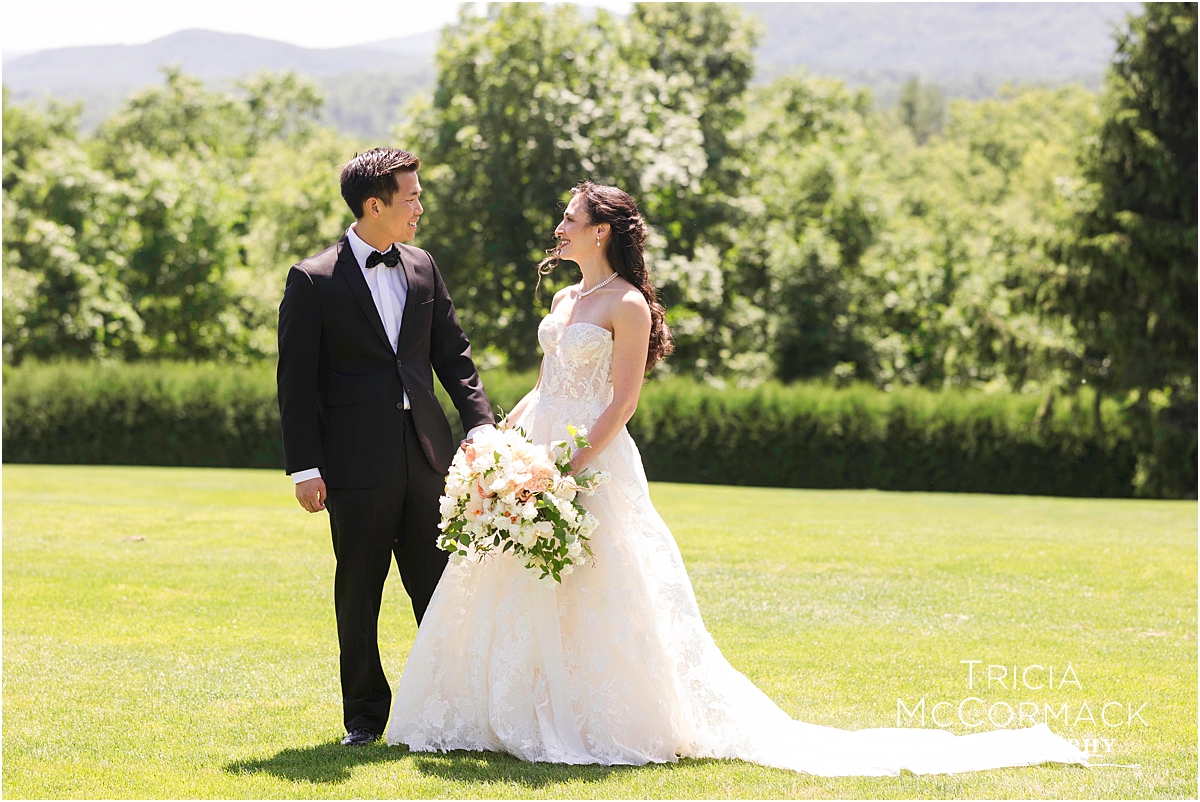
[385,315,1089,776]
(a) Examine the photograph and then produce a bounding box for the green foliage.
[318,69,435,140]
[2,361,283,467]
[7,361,1190,498]
[1062,2,1197,399]
[627,3,760,254]
[725,74,881,383]
[1,6,1193,494]
[1056,2,1197,499]
[3,92,145,361]
[897,76,945,145]
[96,67,253,166]
[242,71,326,147]
[3,69,356,365]
[720,75,1100,395]
[238,129,358,356]
[858,85,1101,392]
[631,377,1141,498]
[401,2,757,368]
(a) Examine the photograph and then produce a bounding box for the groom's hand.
[295,477,327,513]
[462,423,496,445]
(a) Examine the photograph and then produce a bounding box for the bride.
[385,181,1089,776]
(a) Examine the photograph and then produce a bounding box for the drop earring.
[596,235,601,247]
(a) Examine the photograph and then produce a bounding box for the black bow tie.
[365,246,401,269]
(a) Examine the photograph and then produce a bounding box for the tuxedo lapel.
[397,246,431,354]
[335,237,392,353]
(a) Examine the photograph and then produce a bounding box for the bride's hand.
[568,446,595,476]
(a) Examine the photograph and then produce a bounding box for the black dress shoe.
[341,727,381,746]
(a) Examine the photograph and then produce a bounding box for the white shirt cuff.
[465,424,495,442]
[292,468,322,484]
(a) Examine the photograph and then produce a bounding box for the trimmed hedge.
[2,362,284,469]
[630,381,1139,497]
[0,362,534,470]
[3,361,1191,498]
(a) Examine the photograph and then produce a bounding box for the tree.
[861,85,1099,391]
[95,67,252,170]
[399,2,757,368]
[897,76,945,146]
[1063,2,1196,397]
[1060,2,1197,496]
[3,92,144,362]
[727,73,883,383]
[239,128,357,356]
[2,69,348,363]
[626,3,760,255]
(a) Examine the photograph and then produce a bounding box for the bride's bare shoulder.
[549,285,573,313]
[611,285,650,332]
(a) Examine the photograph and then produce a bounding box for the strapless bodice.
[535,315,614,406]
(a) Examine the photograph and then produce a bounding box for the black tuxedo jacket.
[277,237,494,486]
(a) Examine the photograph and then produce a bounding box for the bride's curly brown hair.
[538,181,674,373]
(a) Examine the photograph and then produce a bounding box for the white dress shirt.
[292,225,493,484]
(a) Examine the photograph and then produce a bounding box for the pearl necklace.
[577,271,618,297]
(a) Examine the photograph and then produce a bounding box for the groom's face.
[374,170,423,243]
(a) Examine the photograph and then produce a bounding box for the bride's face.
[553,195,603,262]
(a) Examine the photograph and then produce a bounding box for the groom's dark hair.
[340,147,421,218]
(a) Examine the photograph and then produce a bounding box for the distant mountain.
[3,3,1142,138]
[4,28,436,88]
[360,33,440,57]
[3,28,437,136]
[750,2,1136,78]
[746,1,1140,102]
[2,49,36,65]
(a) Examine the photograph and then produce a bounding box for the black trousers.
[324,410,449,734]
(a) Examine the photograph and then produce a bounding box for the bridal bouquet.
[437,423,610,583]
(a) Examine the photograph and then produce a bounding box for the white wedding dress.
[385,315,1089,776]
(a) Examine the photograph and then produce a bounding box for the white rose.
[517,524,538,548]
[553,476,579,501]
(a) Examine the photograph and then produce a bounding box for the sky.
[1,0,634,55]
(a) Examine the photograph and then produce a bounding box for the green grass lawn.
[3,464,1195,799]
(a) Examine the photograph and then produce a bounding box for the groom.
[277,147,494,746]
